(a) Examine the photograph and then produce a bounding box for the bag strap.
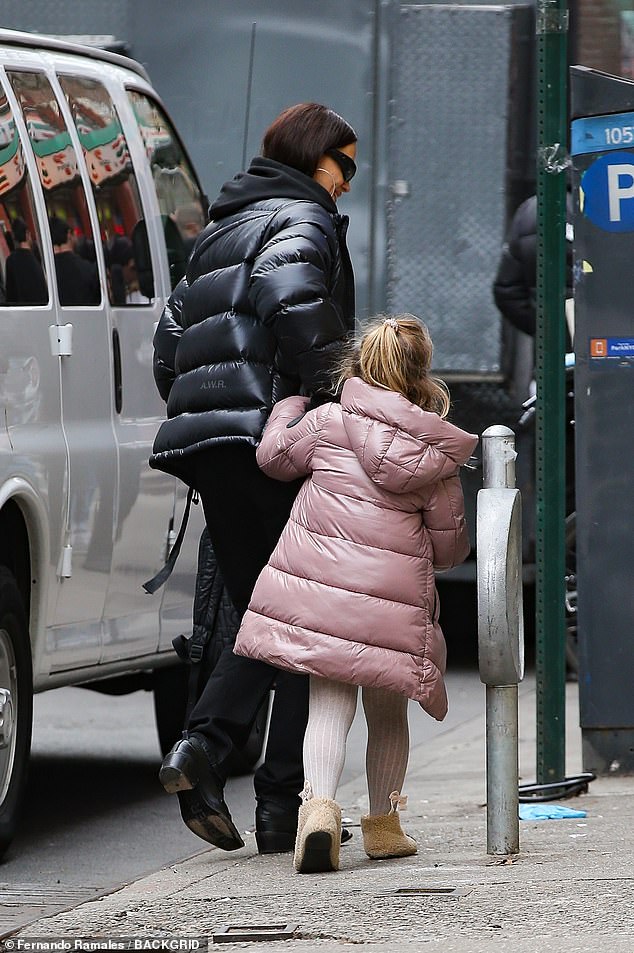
[170,529,225,727]
[171,630,208,728]
[143,486,197,594]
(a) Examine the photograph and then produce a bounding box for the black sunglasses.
[326,148,357,183]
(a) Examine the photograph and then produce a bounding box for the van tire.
[153,665,267,776]
[0,567,32,858]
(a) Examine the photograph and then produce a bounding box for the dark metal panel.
[0,0,129,38]
[131,0,384,322]
[571,68,634,769]
[571,64,634,120]
[387,4,530,374]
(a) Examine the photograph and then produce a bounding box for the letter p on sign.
[608,164,634,221]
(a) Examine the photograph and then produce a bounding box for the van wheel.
[0,567,32,858]
[153,665,267,776]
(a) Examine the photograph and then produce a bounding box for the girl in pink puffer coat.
[234,314,478,873]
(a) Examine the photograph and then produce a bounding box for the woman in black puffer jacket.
[151,103,357,856]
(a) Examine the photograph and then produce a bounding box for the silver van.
[0,30,207,855]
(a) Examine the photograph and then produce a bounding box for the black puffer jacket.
[493,194,573,337]
[150,157,355,480]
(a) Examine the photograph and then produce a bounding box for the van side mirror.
[131,220,155,299]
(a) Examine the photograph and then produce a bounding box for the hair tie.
[383,317,398,330]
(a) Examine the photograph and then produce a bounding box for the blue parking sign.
[582,152,634,232]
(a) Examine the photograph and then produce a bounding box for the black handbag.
[171,525,242,722]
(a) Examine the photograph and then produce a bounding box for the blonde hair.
[337,313,450,418]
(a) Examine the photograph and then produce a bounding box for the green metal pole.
[535,0,568,784]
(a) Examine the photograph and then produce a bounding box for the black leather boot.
[160,733,244,851]
[255,800,353,854]
[255,801,299,854]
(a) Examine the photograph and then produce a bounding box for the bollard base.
[486,685,519,856]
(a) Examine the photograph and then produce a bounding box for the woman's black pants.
[186,445,307,810]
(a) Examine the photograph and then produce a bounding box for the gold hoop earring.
[316,167,337,197]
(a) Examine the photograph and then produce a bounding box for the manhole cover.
[0,885,100,905]
[376,886,471,898]
[0,884,102,938]
[212,924,297,943]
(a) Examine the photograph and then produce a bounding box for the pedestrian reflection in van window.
[76,236,97,265]
[174,203,205,257]
[0,90,50,309]
[107,236,149,306]
[49,215,100,306]
[58,74,155,307]
[127,90,206,290]
[6,217,48,305]
[9,71,100,306]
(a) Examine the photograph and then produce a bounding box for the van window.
[8,71,101,307]
[58,75,154,307]
[127,90,206,290]
[0,87,49,307]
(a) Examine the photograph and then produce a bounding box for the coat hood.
[209,156,338,219]
[340,377,478,494]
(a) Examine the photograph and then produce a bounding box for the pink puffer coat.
[233,378,478,720]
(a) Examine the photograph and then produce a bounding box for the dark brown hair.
[261,103,357,177]
[337,314,450,418]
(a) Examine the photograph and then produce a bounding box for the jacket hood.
[340,377,478,494]
[209,156,338,219]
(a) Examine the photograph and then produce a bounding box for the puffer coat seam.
[444,479,460,521]
[302,478,418,513]
[262,214,332,249]
[359,416,372,460]
[278,514,430,563]
[155,433,258,455]
[263,561,429,612]
[375,425,398,478]
[401,444,435,492]
[203,358,272,368]
[181,403,268,413]
[307,403,334,469]
[246,604,427,654]
[310,481,395,508]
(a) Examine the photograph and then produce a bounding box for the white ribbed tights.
[302,675,410,816]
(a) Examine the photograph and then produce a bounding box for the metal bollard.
[477,426,524,855]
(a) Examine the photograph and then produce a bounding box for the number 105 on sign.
[604,126,634,146]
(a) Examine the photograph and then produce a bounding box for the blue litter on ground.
[519,803,587,821]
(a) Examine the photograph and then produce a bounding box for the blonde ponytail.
[336,314,450,418]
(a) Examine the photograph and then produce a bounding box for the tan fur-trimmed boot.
[293,783,341,873]
[361,791,417,860]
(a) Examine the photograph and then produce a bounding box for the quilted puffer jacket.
[493,193,573,337]
[233,378,478,720]
[150,157,355,481]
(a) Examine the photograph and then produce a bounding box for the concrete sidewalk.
[7,680,634,952]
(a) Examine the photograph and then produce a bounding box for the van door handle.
[112,327,123,414]
[49,324,73,356]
